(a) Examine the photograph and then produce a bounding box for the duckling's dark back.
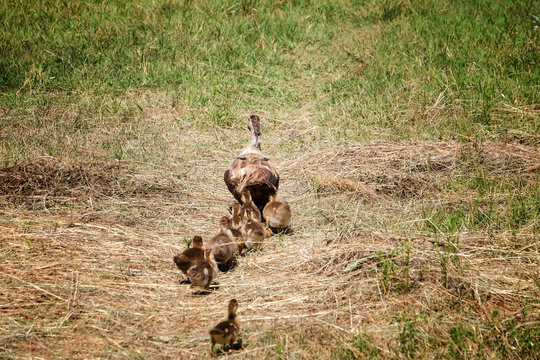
[173,247,204,274]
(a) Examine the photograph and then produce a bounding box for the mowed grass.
[0,0,539,359]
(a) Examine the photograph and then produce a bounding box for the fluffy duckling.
[262,192,291,232]
[209,299,240,357]
[186,248,218,290]
[229,203,245,242]
[207,217,242,271]
[173,235,205,275]
[242,207,266,250]
[230,203,243,231]
[240,189,261,223]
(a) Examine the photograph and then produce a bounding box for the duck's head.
[248,115,261,136]
[248,115,262,149]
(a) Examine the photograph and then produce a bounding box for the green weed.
[398,314,419,358]
[337,333,380,359]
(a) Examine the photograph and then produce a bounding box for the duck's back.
[224,153,279,210]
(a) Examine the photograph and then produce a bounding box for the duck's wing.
[224,170,241,203]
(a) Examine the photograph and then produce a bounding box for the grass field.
[1,0,539,358]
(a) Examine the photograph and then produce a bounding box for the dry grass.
[1,139,538,359]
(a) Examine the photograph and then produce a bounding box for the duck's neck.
[239,135,262,156]
[251,134,261,149]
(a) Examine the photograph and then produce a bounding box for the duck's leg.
[227,336,243,354]
[264,216,273,238]
[226,339,237,354]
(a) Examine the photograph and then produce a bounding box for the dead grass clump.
[283,141,539,198]
[0,158,183,206]
[0,158,124,202]
[308,172,378,199]
[478,142,540,172]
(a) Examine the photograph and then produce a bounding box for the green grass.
[1,0,538,163]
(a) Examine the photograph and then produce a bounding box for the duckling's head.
[244,207,253,221]
[237,242,245,254]
[228,299,239,316]
[245,207,258,222]
[192,235,203,249]
[240,189,252,204]
[232,203,242,216]
[267,192,278,203]
[219,216,230,231]
[205,248,215,262]
[230,215,242,230]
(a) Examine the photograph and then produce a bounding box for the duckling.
[240,189,261,223]
[242,207,266,250]
[207,216,242,271]
[229,203,245,240]
[262,192,291,233]
[226,212,246,254]
[173,235,205,275]
[230,203,243,231]
[209,299,240,357]
[186,248,218,290]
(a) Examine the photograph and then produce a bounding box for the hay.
[281,141,539,198]
[0,157,124,200]
[1,141,539,359]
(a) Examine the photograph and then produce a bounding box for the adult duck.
[224,115,279,213]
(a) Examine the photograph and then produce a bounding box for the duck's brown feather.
[224,154,279,210]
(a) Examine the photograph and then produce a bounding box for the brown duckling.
[242,207,266,250]
[226,219,246,256]
[207,217,241,271]
[240,189,261,223]
[228,203,245,241]
[262,192,291,232]
[230,203,243,231]
[186,248,218,290]
[173,235,205,275]
[209,299,240,357]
